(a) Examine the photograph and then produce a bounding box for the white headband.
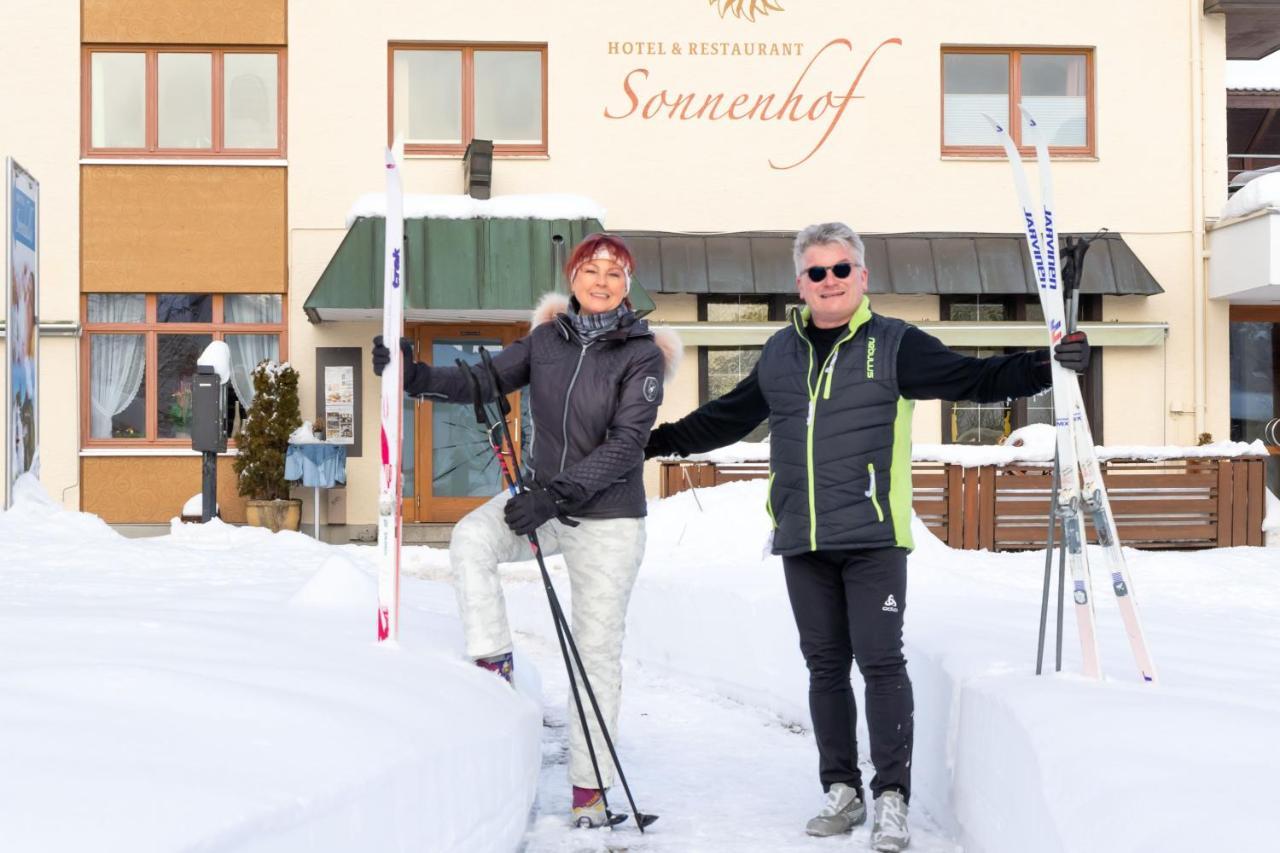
[571,247,633,294]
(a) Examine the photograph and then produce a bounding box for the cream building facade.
[4,1,1273,535]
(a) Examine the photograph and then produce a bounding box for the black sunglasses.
[802,262,860,283]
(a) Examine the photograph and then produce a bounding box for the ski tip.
[980,112,1004,133]
[1018,102,1040,127]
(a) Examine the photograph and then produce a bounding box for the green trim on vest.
[890,396,915,550]
[790,298,875,551]
[765,472,778,529]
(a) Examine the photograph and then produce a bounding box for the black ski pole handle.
[478,347,512,419]
[456,358,489,428]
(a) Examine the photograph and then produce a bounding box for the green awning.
[305,216,655,322]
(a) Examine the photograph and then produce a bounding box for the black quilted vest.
[758,300,913,555]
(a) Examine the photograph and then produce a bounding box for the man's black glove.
[372,335,428,391]
[644,424,677,460]
[503,485,569,537]
[1053,330,1090,375]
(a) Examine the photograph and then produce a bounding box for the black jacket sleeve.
[898,326,1052,402]
[549,344,665,504]
[646,365,770,457]
[403,334,532,403]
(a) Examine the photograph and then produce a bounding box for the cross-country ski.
[987,109,1157,683]
[375,147,405,644]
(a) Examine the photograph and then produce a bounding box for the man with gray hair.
[646,222,1090,851]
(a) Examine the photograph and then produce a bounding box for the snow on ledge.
[656,437,1269,468]
[1220,172,1280,220]
[346,193,606,228]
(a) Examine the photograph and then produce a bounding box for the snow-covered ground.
[0,477,541,853]
[3,473,1279,851]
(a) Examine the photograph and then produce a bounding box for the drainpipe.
[552,233,567,292]
[1189,0,1208,438]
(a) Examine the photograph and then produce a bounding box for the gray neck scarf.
[567,299,630,344]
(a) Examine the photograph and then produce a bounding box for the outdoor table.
[285,442,348,539]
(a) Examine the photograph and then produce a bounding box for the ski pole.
[474,348,657,831]
[456,358,614,814]
[681,465,704,512]
[459,354,657,831]
[1036,452,1058,676]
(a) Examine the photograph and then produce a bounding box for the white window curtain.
[88,295,147,439]
[1019,96,1086,147]
[224,296,281,408]
[90,334,146,438]
[227,335,279,408]
[943,94,1009,146]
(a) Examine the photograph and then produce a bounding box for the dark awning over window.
[305,216,656,323]
[614,231,1165,297]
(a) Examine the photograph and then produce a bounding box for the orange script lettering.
[602,37,902,170]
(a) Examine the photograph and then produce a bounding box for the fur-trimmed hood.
[531,292,682,381]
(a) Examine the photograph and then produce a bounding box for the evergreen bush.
[233,362,301,501]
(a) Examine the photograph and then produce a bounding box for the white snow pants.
[449,491,645,788]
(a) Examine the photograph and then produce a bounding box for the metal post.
[201,451,216,522]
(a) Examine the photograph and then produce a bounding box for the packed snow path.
[515,627,958,853]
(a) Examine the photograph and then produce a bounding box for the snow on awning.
[345,193,606,228]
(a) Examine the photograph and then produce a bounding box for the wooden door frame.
[406,321,528,522]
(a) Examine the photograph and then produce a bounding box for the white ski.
[376,148,405,644]
[988,109,1156,683]
[1025,121,1157,683]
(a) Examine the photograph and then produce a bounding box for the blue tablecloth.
[285,444,348,488]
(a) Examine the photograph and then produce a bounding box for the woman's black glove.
[372,335,428,391]
[1053,331,1090,375]
[504,485,569,536]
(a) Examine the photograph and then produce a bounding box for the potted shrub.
[233,361,303,532]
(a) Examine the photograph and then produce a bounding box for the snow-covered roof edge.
[1226,54,1280,90]
[345,193,606,228]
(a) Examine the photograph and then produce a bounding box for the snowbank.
[0,482,541,853]
[526,480,1280,853]
[346,193,606,228]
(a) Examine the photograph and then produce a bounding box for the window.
[83,294,286,444]
[939,295,1102,445]
[698,295,797,442]
[390,43,547,156]
[941,47,1093,156]
[84,47,285,157]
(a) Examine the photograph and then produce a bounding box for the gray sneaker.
[871,790,911,852]
[804,782,866,837]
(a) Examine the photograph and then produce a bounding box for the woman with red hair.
[373,233,680,828]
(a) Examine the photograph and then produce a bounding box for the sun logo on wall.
[708,0,785,23]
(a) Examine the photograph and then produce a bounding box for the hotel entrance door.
[402,323,528,523]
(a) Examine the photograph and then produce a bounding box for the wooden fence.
[658,456,1269,550]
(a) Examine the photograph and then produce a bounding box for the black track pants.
[782,547,913,802]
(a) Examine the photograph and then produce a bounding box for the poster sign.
[6,158,39,507]
[324,364,355,444]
